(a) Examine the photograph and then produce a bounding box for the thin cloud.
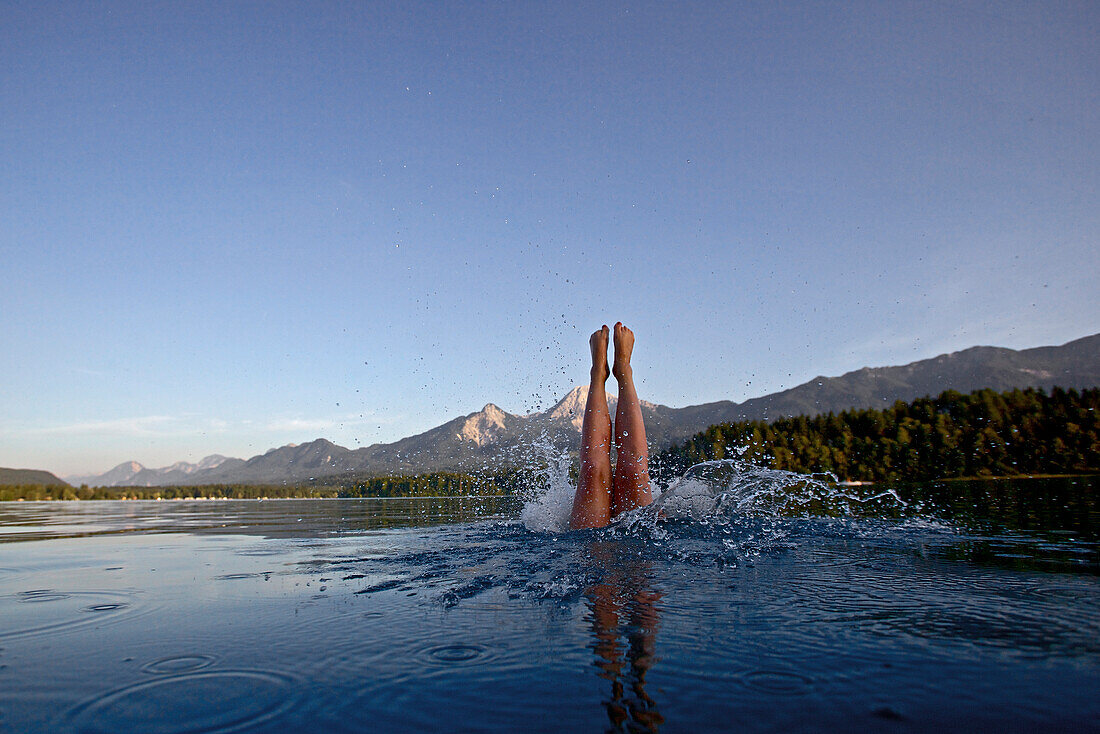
[22,415,179,436]
[3,411,408,444]
[11,415,235,438]
[264,418,342,433]
[262,412,395,433]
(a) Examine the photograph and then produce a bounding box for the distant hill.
[67,455,242,488]
[0,468,70,487]
[70,332,1100,486]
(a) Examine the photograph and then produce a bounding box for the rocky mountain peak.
[481,403,505,421]
[544,386,618,430]
[547,386,587,422]
[196,455,230,470]
[71,460,147,487]
[458,404,512,446]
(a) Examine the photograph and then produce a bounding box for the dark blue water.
[0,472,1097,732]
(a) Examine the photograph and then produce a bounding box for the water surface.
[0,475,1097,732]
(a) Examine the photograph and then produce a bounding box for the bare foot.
[590,325,610,382]
[612,322,634,381]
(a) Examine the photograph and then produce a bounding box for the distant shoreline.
[934,472,1099,482]
[4,493,514,503]
[2,472,1097,502]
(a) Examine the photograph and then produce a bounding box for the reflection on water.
[0,475,1096,732]
[585,542,663,733]
[0,495,521,543]
[900,475,1099,537]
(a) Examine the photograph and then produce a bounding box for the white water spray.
[518,434,576,533]
[521,449,907,534]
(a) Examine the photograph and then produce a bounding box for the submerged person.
[570,323,653,529]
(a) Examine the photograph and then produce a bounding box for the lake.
[1,470,1097,733]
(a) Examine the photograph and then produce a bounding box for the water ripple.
[141,655,220,675]
[740,669,815,695]
[420,643,492,665]
[65,670,298,734]
[0,589,146,640]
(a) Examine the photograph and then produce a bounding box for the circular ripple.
[84,603,129,613]
[142,655,219,675]
[869,606,1093,652]
[67,670,297,734]
[17,590,71,603]
[740,670,814,695]
[234,548,285,557]
[413,642,494,668]
[1,590,142,640]
[1028,585,1100,605]
[427,644,486,663]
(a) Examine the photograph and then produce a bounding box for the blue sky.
[2,1,1097,476]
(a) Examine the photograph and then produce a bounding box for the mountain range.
[64,332,1100,487]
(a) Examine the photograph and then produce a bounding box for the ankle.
[592,365,610,383]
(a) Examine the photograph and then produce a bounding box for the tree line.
[0,470,525,502]
[652,386,1100,483]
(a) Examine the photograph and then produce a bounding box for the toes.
[590,326,610,354]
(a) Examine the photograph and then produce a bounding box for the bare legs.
[610,323,652,517]
[570,323,652,529]
[571,326,613,529]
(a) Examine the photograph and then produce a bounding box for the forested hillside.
[0,468,69,487]
[653,387,1100,483]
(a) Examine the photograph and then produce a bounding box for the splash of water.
[650,459,906,521]
[518,434,576,533]
[520,453,908,534]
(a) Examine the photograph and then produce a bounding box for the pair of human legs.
[570,323,652,529]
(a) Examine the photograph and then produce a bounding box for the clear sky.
[2,1,1097,476]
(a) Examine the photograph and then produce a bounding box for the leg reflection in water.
[571,323,653,530]
[585,542,664,733]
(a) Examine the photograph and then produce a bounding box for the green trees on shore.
[652,386,1100,483]
[0,471,523,502]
